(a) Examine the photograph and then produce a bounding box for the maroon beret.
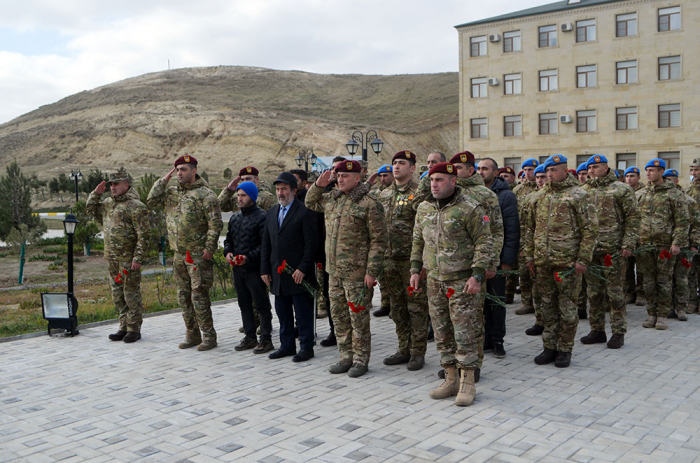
[239,166,259,177]
[449,151,475,165]
[392,150,417,164]
[335,160,362,173]
[499,167,515,175]
[174,155,197,167]
[428,162,456,177]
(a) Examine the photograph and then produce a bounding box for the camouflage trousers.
[688,255,700,307]
[328,275,371,366]
[637,248,675,317]
[535,266,581,353]
[577,278,588,312]
[672,252,695,311]
[427,276,485,370]
[365,272,391,310]
[108,259,143,333]
[519,259,534,309]
[173,251,217,343]
[625,256,644,296]
[585,253,627,334]
[384,259,429,357]
[505,258,518,298]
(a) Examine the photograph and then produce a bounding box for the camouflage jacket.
[413,174,503,271]
[632,183,645,193]
[411,186,493,282]
[219,187,276,212]
[637,179,689,248]
[684,178,700,204]
[523,174,599,268]
[513,179,537,215]
[679,185,700,248]
[305,181,386,279]
[582,168,640,254]
[379,179,419,260]
[86,187,149,263]
[147,175,223,255]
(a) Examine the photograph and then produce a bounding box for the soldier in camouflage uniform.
[87,172,149,343]
[523,155,598,368]
[580,156,640,349]
[512,159,539,316]
[684,158,700,315]
[219,166,276,213]
[410,162,493,406]
[367,164,394,317]
[636,159,689,330]
[664,169,700,321]
[305,160,387,378]
[379,151,429,371]
[624,167,645,305]
[576,162,591,319]
[148,155,224,350]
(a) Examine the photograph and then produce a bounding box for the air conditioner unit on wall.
[561,23,574,32]
[488,78,499,86]
[489,34,500,42]
[560,115,572,123]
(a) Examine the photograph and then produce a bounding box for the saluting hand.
[316,170,332,188]
[95,181,106,195]
[367,173,378,186]
[164,167,177,181]
[227,176,241,191]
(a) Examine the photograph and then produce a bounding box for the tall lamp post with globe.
[295,149,318,172]
[345,130,384,162]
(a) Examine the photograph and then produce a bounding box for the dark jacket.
[488,176,520,267]
[261,199,319,296]
[223,204,267,273]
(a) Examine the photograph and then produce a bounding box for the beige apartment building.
[455,0,698,181]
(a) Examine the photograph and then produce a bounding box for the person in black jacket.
[223,182,274,354]
[261,172,319,363]
[478,158,520,358]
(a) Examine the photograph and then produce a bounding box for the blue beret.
[663,169,678,178]
[624,167,640,176]
[420,170,429,180]
[645,158,666,170]
[614,170,620,178]
[587,154,608,166]
[534,164,546,175]
[522,158,539,169]
[576,163,588,173]
[377,164,392,174]
[544,154,567,169]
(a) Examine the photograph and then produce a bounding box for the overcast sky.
[0,0,551,124]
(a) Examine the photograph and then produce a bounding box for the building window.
[504,73,522,95]
[471,36,487,57]
[658,6,681,32]
[576,19,596,42]
[577,110,596,132]
[471,118,488,138]
[616,13,637,37]
[539,155,549,164]
[659,56,681,80]
[576,154,590,166]
[616,107,638,130]
[616,60,637,84]
[616,153,637,171]
[503,30,521,52]
[539,69,558,91]
[504,115,522,137]
[539,25,557,47]
[577,65,597,88]
[539,113,557,135]
[504,157,521,171]
[659,151,680,170]
[658,104,680,128]
[471,77,488,98]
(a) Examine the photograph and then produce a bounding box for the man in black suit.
[261,172,319,362]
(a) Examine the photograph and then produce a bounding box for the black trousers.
[323,268,333,334]
[275,292,315,353]
[484,275,507,345]
[233,271,272,340]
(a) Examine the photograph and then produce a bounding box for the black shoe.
[123,332,141,343]
[373,306,390,317]
[534,348,557,365]
[268,348,296,359]
[578,309,588,320]
[505,294,514,304]
[555,351,572,368]
[493,342,506,359]
[580,330,607,344]
[253,339,274,354]
[109,330,127,341]
[525,324,544,336]
[320,333,337,347]
[292,350,315,362]
[234,336,258,351]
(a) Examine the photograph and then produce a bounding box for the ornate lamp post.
[295,149,318,172]
[345,130,384,162]
[69,169,83,202]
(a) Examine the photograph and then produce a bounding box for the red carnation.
[604,254,613,267]
[555,272,563,282]
[373,281,377,287]
[115,274,123,284]
[123,269,129,275]
[682,258,692,269]
[185,250,194,264]
[317,263,323,270]
[446,288,456,299]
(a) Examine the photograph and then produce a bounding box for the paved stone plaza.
[1,294,700,462]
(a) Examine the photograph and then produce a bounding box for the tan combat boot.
[455,368,476,407]
[655,317,668,330]
[515,305,535,315]
[677,309,688,321]
[178,330,202,349]
[429,365,459,399]
[197,339,218,351]
[687,304,698,314]
[642,316,657,328]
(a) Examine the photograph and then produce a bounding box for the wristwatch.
[472,273,485,283]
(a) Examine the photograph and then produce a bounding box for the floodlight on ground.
[41,293,79,336]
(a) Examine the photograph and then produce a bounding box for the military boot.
[347,362,368,378]
[328,359,353,374]
[534,348,557,365]
[654,317,668,330]
[555,351,572,368]
[515,305,534,315]
[372,306,390,317]
[429,365,459,399]
[407,356,425,371]
[607,334,624,349]
[383,352,410,365]
[580,330,607,344]
[123,332,141,343]
[437,367,480,383]
[677,309,688,321]
[635,295,646,306]
[642,316,657,328]
[197,338,218,351]
[178,331,202,349]
[109,330,127,341]
[455,369,476,407]
[687,304,698,314]
[525,324,544,336]
[625,293,636,305]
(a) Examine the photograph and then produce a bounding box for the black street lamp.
[41,213,80,337]
[295,149,318,172]
[345,130,384,162]
[70,169,83,202]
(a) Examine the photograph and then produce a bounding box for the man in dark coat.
[261,172,319,362]
[223,182,274,354]
[478,158,520,358]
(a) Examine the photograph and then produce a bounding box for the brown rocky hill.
[0,66,458,186]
